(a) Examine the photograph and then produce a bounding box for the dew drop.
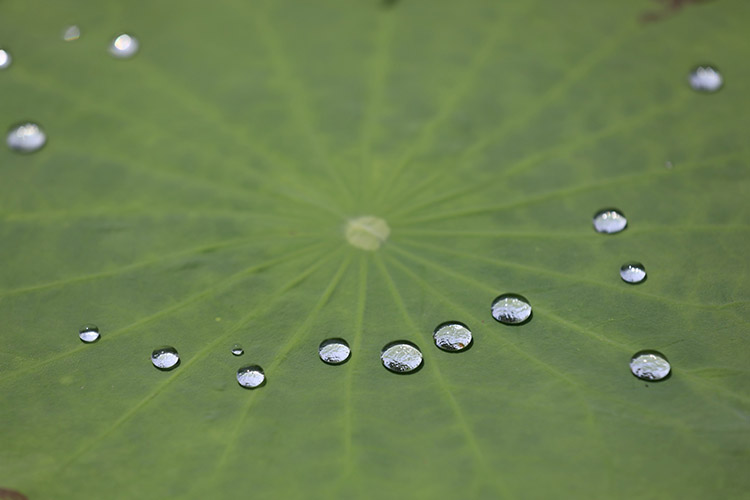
[78,324,100,343]
[620,262,647,284]
[231,344,244,356]
[345,216,390,250]
[381,341,423,373]
[318,338,351,364]
[491,293,532,325]
[109,34,139,58]
[688,65,723,93]
[237,365,265,388]
[6,122,46,153]
[593,208,627,234]
[0,49,11,69]
[151,346,179,370]
[630,350,670,381]
[62,25,81,42]
[433,322,472,352]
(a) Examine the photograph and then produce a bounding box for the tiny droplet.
[620,262,647,284]
[109,34,139,58]
[630,350,670,381]
[491,294,532,325]
[231,344,244,356]
[62,25,81,41]
[433,322,472,352]
[688,65,723,93]
[0,49,11,69]
[381,341,423,373]
[345,216,390,250]
[78,324,100,343]
[151,346,179,370]
[319,338,351,364]
[6,122,46,153]
[593,208,627,234]
[237,365,265,388]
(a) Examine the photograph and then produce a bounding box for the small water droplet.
[319,338,351,364]
[491,294,532,325]
[665,161,673,169]
[78,324,100,343]
[231,344,244,356]
[593,208,627,234]
[6,122,46,153]
[381,341,423,373]
[151,346,179,370]
[109,34,139,58]
[433,322,472,352]
[0,49,11,69]
[688,65,723,93]
[237,365,265,388]
[62,25,81,41]
[345,216,390,250]
[620,262,647,284]
[630,350,670,381]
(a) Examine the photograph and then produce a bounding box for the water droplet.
[381,341,423,373]
[62,25,81,41]
[688,65,723,93]
[433,322,472,352]
[0,49,11,69]
[620,262,647,284]
[151,346,179,370]
[491,294,532,325]
[231,344,244,356]
[593,208,627,234]
[78,324,100,343]
[6,122,46,153]
[345,216,390,250]
[665,161,673,169]
[630,350,670,381]
[109,34,139,58]
[237,365,265,388]
[318,338,351,364]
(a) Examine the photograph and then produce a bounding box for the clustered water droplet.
[319,338,351,364]
[109,34,139,58]
[0,49,11,70]
[433,322,472,352]
[688,65,723,93]
[231,344,244,356]
[78,324,100,343]
[620,262,647,284]
[381,341,423,373]
[151,346,180,370]
[491,294,532,325]
[630,350,670,381]
[6,122,46,153]
[237,365,265,388]
[593,208,627,234]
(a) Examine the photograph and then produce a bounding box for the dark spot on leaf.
[382,0,399,8]
[640,0,715,23]
[0,489,29,500]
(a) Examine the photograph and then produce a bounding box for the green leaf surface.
[1,0,749,498]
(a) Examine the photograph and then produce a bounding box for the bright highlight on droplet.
[381,341,423,373]
[620,262,647,284]
[345,216,390,250]
[151,346,180,370]
[491,293,532,325]
[62,25,81,41]
[318,338,351,364]
[109,34,139,58]
[6,122,47,153]
[231,344,244,356]
[630,350,670,381]
[78,324,100,343]
[593,208,627,234]
[237,365,265,388]
[433,322,472,352]
[688,65,723,92]
[0,49,11,69]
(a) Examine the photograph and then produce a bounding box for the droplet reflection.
[109,34,139,58]
[6,122,47,153]
[630,350,670,381]
[381,341,423,373]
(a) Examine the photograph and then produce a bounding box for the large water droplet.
[433,322,472,352]
[318,338,351,364]
[109,34,139,58]
[381,341,423,373]
[151,346,179,370]
[688,65,723,93]
[593,208,627,234]
[62,25,81,42]
[345,216,390,250]
[0,49,11,70]
[6,122,47,153]
[231,344,244,356]
[237,365,265,388]
[630,350,670,381]
[491,294,532,325]
[78,324,100,343]
[620,262,647,284]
